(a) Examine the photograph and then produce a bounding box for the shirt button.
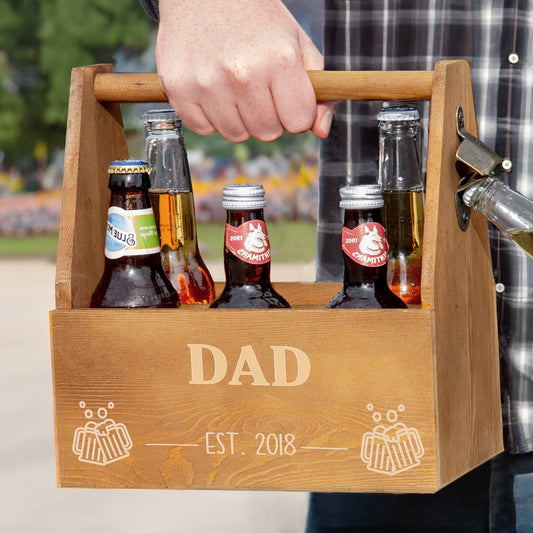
[502,159,513,171]
[508,53,519,64]
[496,283,505,293]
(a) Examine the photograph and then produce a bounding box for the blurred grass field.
[0,234,59,257]
[0,220,317,263]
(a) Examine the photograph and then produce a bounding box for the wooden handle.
[93,70,434,103]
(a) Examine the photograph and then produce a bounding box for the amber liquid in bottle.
[378,106,424,306]
[382,189,424,305]
[463,176,533,261]
[150,190,215,304]
[144,109,215,305]
[508,230,533,259]
[210,208,290,309]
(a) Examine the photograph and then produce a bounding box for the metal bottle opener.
[454,106,504,230]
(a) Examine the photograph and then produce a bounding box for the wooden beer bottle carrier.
[50,60,502,493]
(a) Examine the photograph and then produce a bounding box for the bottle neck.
[378,121,423,191]
[110,187,150,210]
[145,128,192,193]
[342,208,389,289]
[145,127,199,249]
[223,208,272,286]
[466,176,533,235]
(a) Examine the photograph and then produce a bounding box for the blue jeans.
[305,452,533,532]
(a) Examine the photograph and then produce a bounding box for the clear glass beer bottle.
[378,106,424,305]
[144,109,215,304]
[209,184,290,309]
[327,184,407,309]
[90,160,179,308]
[463,176,533,259]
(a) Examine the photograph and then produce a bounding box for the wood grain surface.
[51,306,437,492]
[50,61,502,492]
[93,70,434,103]
[423,61,502,485]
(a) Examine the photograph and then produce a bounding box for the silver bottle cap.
[143,108,182,128]
[378,105,420,122]
[222,184,266,209]
[339,184,384,209]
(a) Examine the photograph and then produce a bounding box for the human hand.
[156,0,335,142]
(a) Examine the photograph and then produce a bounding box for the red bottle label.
[225,221,271,265]
[342,223,389,267]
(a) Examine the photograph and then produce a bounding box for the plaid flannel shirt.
[141,0,533,454]
[319,0,533,454]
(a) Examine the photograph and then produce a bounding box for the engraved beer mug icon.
[361,404,424,476]
[72,402,133,466]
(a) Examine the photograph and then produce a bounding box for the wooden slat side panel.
[56,64,128,309]
[51,308,438,493]
[49,312,62,488]
[426,60,502,486]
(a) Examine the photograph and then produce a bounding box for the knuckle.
[275,46,300,67]
[223,60,254,89]
[196,71,218,92]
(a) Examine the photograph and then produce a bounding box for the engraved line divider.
[145,443,200,447]
[144,443,349,450]
[300,446,349,451]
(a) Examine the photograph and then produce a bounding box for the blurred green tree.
[0,0,318,176]
[0,0,152,166]
[40,0,152,125]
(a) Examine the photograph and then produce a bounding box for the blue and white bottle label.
[105,206,160,259]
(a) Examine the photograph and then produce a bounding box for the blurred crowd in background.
[0,146,319,236]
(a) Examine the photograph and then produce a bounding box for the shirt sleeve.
[139,0,159,21]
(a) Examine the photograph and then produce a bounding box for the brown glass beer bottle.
[327,184,407,309]
[90,160,180,308]
[209,184,290,309]
[144,109,215,304]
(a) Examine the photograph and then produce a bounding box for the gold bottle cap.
[108,160,149,174]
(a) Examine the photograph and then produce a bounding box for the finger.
[270,69,317,134]
[268,26,322,134]
[200,96,250,143]
[297,27,324,71]
[311,101,338,139]
[237,88,284,142]
[168,98,217,136]
[159,73,217,135]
